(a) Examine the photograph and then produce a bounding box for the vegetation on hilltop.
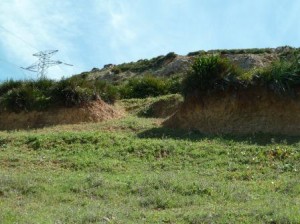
[182,55,243,96]
[0,74,182,112]
[1,47,300,113]
[119,74,181,99]
[0,77,118,112]
[187,46,300,57]
[111,52,177,74]
[182,53,300,97]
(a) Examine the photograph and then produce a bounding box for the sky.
[0,0,299,81]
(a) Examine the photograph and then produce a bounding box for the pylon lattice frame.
[22,50,72,79]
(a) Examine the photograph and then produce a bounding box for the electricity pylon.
[21,50,73,79]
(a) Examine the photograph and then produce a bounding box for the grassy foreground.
[0,116,299,223]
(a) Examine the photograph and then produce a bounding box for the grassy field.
[0,114,300,223]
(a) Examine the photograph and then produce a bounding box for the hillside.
[1,46,300,132]
[77,46,298,83]
[0,47,300,223]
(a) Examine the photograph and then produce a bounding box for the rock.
[159,56,192,76]
[103,64,115,69]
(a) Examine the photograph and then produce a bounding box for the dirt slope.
[79,47,298,83]
[164,88,300,135]
[0,99,123,130]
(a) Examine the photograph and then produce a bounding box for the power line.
[0,58,22,68]
[0,58,30,80]
[0,24,39,51]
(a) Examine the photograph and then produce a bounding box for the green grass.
[0,115,299,223]
[119,94,183,117]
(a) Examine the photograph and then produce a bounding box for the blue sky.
[0,0,299,81]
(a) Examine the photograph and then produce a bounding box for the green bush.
[50,79,94,107]
[255,57,300,94]
[0,77,118,112]
[0,80,23,96]
[119,75,168,99]
[0,85,49,112]
[182,55,242,96]
[165,75,183,94]
[94,80,119,103]
[27,79,56,92]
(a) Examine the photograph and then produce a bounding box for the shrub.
[0,80,23,96]
[50,78,94,107]
[165,75,183,94]
[94,80,119,103]
[0,85,49,112]
[255,57,300,94]
[50,77,119,107]
[120,75,168,99]
[27,79,56,92]
[182,55,242,96]
[0,77,118,112]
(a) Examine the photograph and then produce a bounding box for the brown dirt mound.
[164,88,300,135]
[0,99,123,130]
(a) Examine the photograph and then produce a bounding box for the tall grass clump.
[182,55,243,97]
[255,55,300,95]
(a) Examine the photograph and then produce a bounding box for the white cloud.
[92,0,140,62]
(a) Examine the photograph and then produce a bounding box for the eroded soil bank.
[0,100,123,130]
[164,88,300,135]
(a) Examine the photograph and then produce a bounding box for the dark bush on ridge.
[182,53,300,97]
[0,79,23,96]
[165,75,183,94]
[182,55,242,96]
[0,77,118,112]
[120,75,166,99]
[50,78,94,107]
[119,74,182,99]
[0,85,48,112]
[50,78,119,106]
[94,80,119,103]
[0,79,54,112]
[255,57,300,94]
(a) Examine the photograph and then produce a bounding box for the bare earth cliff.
[0,99,123,130]
[164,88,300,135]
